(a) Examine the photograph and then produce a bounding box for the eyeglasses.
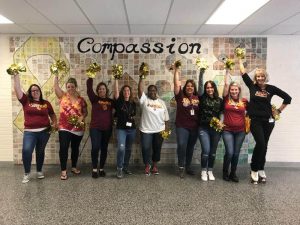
[31,89,40,93]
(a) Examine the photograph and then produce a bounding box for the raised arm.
[172,65,181,95]
[54,75,64,99]
[239,59,246,75]
[198,69,205,96]
[138,78,144,98]
[13,72,24,100]
[223,69,230,97]
[114,79,119,99]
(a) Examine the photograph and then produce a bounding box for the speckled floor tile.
[0,163,299,225]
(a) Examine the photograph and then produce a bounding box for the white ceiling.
[1,0,300,35]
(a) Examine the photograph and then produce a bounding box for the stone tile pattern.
[10,36,266,166]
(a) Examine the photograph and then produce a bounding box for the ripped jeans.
[198,127,221,171]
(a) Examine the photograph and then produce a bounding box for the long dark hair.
[96,82,109,98]
[183,79,198,96]
[27,84,44,103]
[203,80,219,99]
[119,85,133,102]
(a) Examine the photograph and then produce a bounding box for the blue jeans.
[90,128,112,169]
[222,130,246,173]
[198,127,221,170]
[176,127,198,168]
[116,129,136,169]
[22,131,50,174]
[140,132,163,165]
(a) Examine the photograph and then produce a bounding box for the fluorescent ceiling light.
[206,0,270,25]
[0,14,14,24]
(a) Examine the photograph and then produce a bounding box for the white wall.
[267,36,300,162]
[0,35,13,161]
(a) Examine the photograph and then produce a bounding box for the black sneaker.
[92,171,98,179]
[229,172,239,183]
[223,172,230,181]
[186,168,196,175]
[99,170,106,177]
[123,168,133,175]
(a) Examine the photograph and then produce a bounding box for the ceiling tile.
[230,25,271,35]
[95,25,129,35]
[131,25,163,35]
[125,0,171,24]
[197,25,235,35]
[0,24,29,34]
[26,0,90,24]
[0,0,51,24]
[76,0,127,24]
[164,25,199,35]
[57,25,97,34]
[167,0,222,24]
[263,13,300,35]
[21,24,64,34]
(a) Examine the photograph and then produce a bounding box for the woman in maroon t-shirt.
[13,72,57,184]
[172,64,199,178]
[222,69,248,182]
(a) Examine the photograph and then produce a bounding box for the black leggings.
[250,119,274,171]
[59,131,83,171]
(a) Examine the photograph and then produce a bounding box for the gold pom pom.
[209,117,225,132]
[67,115,84,129]
[195,57,209,71]
[272,105,280,121]
[50,60,69,76]
[86,62,101,79]
[7,63,26,75]
[139,62,149,79]
[234,47,246,59]
[160,129,172,139]
[224,58,235,70]
[112,64,123,80]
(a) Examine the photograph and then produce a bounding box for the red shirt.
[175,89,199,130]
[223,96,248,132]
[19,93,54,129]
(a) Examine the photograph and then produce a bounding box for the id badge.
[126,122,132,127]
[190,109,195,116]
[269,117,274,123]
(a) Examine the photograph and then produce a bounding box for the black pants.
[59,131,83,171]
[140,131,164,165]
[250,119,274,171]
[90,128,112,169]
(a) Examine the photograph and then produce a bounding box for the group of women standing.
[13,58,291,184]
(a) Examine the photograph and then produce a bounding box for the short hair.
[254,68,269,83]
[183,79,198,96]
[147,85,158,92]
[96,82,109,98]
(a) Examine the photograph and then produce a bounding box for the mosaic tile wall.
[10,36,266,166]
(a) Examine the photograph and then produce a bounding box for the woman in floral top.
[54,76,87,180]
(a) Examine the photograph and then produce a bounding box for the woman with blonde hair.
[239,60,291,184]
[222,69,248,182]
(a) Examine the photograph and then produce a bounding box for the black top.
[114,98,136,129]
[198,95,223,127]
[242,73,292,120]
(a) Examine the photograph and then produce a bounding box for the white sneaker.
[22,173,30,183]
[201,171,208,181]
[250,171,259,184]
[37,172,45,179]
[207,171,215,181]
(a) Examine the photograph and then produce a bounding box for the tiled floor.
[0,162,300,225]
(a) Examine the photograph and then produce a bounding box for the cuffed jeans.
[90,128,112,169]
[222,130,246,173]
[250,119,274,172]
[22,131,50,174]
[140,131,163,165]
[198,127,221,170]
[176,127,198,168]
[59,131,83,171]
[116,129,136,169]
